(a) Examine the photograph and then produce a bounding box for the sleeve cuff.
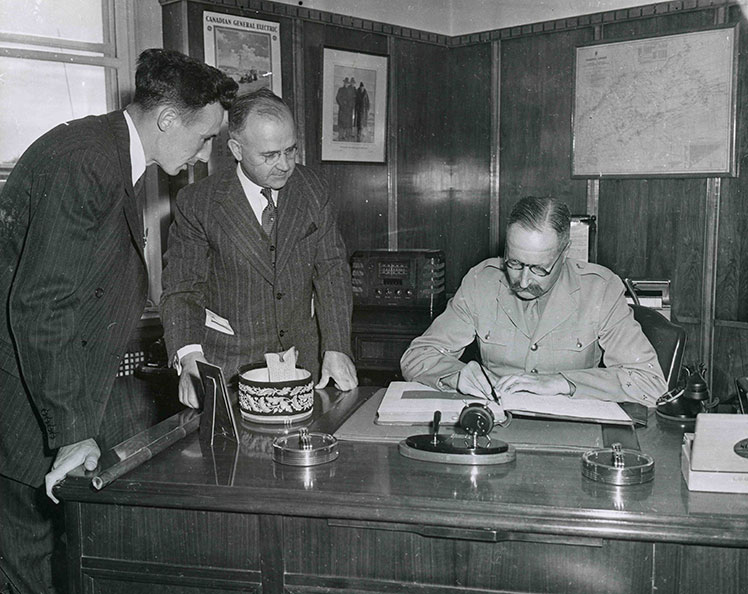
[174,344,203,375]
[559,373,576,397]
[437,371,460,391]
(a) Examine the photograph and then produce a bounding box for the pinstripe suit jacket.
[0,111,148,486]
[160,164,353,383]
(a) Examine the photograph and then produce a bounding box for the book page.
[377,382,632,425]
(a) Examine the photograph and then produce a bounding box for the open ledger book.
[376,382,633,426]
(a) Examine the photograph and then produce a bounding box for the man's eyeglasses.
[259,145,298,166]
[504,242,569,277]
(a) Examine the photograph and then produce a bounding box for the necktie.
[260,188,276,236]
[133,175,145,214]
[525,299,539,335]
[133,175,147,252]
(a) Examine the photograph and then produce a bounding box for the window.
[0,0,135,179]
[0,0,167,317]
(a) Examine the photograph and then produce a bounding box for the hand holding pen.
[456,361,507,423]
[456,361,502,405]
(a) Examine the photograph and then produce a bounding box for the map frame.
[572,24,738,178]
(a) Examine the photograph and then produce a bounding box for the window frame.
[0,0,136,181]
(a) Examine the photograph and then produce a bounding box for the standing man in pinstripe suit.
[0,49,237,594]
[161,89,357,410]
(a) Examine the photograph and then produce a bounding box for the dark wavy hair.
[507,196,571,246]
[133,49,237,120]
[228,88,293,138]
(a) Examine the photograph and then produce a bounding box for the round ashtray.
[581,442,655,485]
[272,429,339,466]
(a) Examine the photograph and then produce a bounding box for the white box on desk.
[681,413,748,494]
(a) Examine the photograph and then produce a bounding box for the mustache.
[509,280,544,297]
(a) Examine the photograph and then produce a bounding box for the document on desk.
[376,382,633,426]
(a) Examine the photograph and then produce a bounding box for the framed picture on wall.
[321,48,388,162]
[572,25,738,177]
[203,11,282,96]
[203,10,282,170]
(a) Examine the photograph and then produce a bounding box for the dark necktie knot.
[261,188,276,236]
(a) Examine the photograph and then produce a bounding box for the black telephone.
[656,363,714,422]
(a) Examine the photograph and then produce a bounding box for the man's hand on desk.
[316,351,358,391]
[178,351,209,409]
[45,437,100,504]
[494,373,574,397]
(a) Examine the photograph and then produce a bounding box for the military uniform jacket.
[0,112,148,485]
[160,164,353,383]
[401,257,667,406]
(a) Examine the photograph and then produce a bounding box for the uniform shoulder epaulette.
[572,259,613,279]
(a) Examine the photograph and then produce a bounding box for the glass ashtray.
[272,429,339,466]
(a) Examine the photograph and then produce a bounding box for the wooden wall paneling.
[489,41,501,256]
[445,43,493,286]
[498,29,591,251]
[393,40,458,288]
[291,18,306,165]
[716,179,748,324]
[387,34,398,251]
[702,178,721,389]
[716,9,748,323]
[600,6,719,40]
[302,23,390,256]
[597,179,706,367]
[300,21,325,166]
[161,1,189,53]
[713,323,748,402]
[597,179,706,315]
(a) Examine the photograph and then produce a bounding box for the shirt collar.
[236,163,274,203]
[123,109,146,187]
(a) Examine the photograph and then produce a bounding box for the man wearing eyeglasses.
[401,196,666,406]
[161,89,357,409]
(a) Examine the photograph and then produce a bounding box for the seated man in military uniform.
[401,196,667,406]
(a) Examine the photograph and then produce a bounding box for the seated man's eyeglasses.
[260,145,298,166]
[504,241,570,278]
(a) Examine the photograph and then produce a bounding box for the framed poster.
[572,25,738,177]
[321,48,387,162]
[203,11,282,96]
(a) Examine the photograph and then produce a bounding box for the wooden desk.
[58,388,748,594]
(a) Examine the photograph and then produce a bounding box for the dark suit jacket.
[160,164,352,382]
[0,111,148,486]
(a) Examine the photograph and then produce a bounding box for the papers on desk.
[682,414,748,493]
[377,382,633,426]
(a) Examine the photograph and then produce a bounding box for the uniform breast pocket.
[476,322,516,367]
[551,326,599,369]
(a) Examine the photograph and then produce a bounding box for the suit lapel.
[104,111,145,265]
[274,172,309,274]
[213,169,275,283]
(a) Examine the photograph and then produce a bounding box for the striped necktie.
[133,175,145,213]
[260,187,276,236]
